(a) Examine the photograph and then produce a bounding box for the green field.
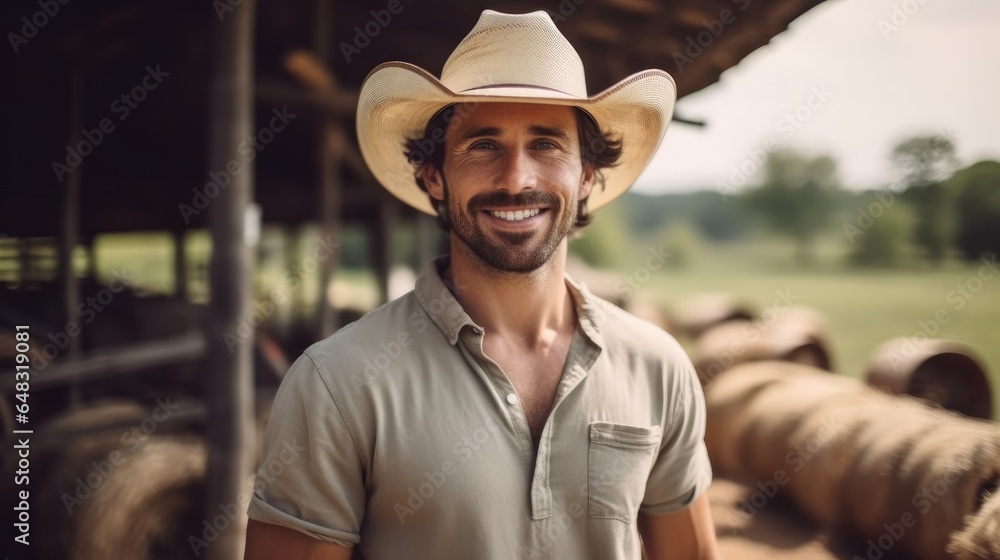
[619,237,1000,416]
[88,229,1000,417]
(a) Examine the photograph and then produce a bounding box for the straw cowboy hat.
[356,9,677,215]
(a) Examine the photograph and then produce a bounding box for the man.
[245,10,718,560]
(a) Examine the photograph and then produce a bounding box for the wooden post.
[316,0,342,339]
[61,69,84,406]
[204,1,256,559]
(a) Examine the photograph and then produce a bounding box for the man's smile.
[486,208,544,221]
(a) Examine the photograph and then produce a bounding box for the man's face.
[423,102,594,273]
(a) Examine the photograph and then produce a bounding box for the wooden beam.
[0,331,206,393]
[255,81,357,119]
[204,1,256,559]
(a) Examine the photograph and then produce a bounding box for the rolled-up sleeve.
[247,352,366,547]
[640,353,713,515]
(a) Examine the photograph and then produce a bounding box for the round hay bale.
[624,297,676,334]
[865,337,992,419]
[72,435,208,560]
[33,401,149,560]
[842,397,940,540]
[894,418,1000,556]
[737,372,865,478]
[693,320,754,385]
[693,307,833,385]
[704,362,794,476]
[781,394,883,526]
[672,292,755,339]
[948,484,1000,560]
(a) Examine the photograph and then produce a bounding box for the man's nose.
[494,148,537,192]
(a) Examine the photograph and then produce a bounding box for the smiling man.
[244,10,717,560]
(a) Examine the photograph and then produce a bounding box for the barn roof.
[0,0,826,239]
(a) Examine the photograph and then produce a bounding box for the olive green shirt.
[248,257,711,559]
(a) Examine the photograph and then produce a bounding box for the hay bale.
[706,362,1000,560]
[72,435,208,560]
[865,337,993,419]
[736,370,864,478]
[842,398,940,540]
[34,401,149,560]
[781,395,881,526]
[949,486,1000,559]
[673,292,755,339]
[894,419,1000,555]
[693,307,833,385]
[705,362,816,476]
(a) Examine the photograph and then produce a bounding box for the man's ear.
[422,165,445,201]
[579,163,596,200]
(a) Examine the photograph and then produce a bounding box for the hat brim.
[357,62,676,215]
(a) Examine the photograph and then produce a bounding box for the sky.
[632,0,1000,195]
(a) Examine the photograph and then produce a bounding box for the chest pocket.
[588,422,661,522]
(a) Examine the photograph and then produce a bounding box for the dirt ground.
[709,478,899,560]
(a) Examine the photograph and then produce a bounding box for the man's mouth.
[487,208,543,221]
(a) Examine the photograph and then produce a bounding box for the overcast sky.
[632,0,1000,195]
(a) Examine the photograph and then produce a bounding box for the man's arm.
[244,519,355,560]
[638,493,720,560]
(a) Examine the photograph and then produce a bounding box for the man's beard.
[443,178,577,274]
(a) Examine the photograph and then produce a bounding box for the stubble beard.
[443,178,577,274]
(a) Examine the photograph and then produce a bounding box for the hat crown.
[440,10,587,98]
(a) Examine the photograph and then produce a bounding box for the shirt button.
[506,393,518,405]
[471,327,482,335]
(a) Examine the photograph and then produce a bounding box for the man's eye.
[534,141,558,150]
[471,141,497,150]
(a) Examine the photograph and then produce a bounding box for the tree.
[891,135,958,264]
[741,150,841,265]
[951,160,1000,261]
[847,194,913,267]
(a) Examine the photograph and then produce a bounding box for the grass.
[625,235,1000,417]
[86,229,1000,416]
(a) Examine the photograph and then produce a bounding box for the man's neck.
[443,239,575,347]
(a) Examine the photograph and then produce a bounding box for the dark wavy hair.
[403,104,623,231]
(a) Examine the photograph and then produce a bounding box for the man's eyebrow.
[459,126,501,141]
[458,125,572,141]
[529,125,571,140]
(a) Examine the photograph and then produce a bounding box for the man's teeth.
[490,209,541,221]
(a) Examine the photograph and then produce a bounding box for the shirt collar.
[414,255,608,350]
